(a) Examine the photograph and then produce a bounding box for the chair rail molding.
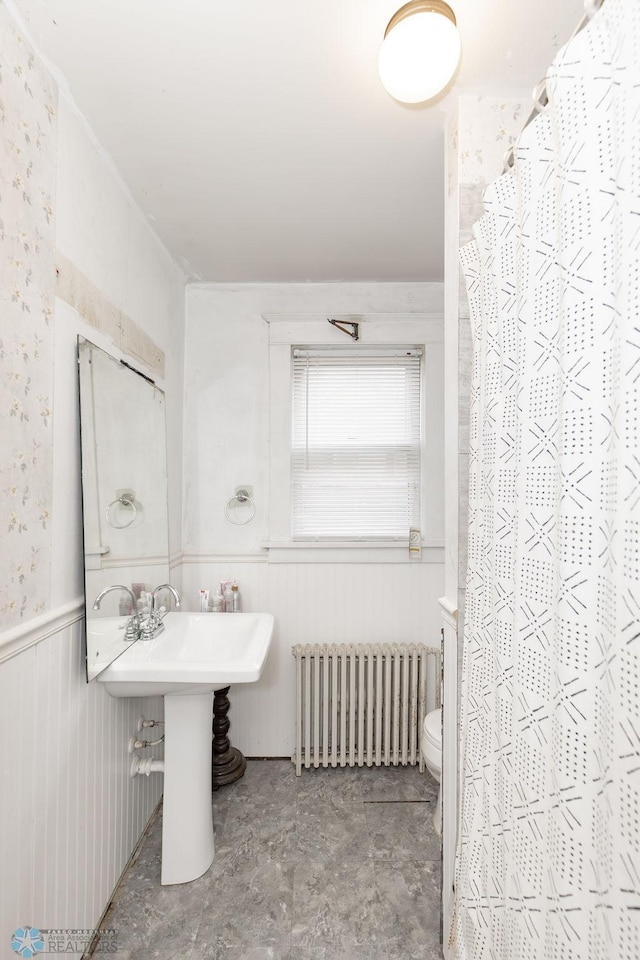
[0,596,84,665]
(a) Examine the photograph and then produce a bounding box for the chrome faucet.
[152,584,182,612]
[93,584,136,611]
[138,583,182,641]
[92,585,140,641]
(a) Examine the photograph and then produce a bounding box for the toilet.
[422,708,442,835]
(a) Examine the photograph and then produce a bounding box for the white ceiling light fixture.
[379,0,461,104]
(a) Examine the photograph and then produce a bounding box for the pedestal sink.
[97,612,274,885]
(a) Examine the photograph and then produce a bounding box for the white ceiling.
[11,0,584,282]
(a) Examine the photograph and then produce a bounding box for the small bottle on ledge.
[223,584,234,612]
[231,583,241,612]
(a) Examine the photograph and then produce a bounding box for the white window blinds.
[291,349,422,539]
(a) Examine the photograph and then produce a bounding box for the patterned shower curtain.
[454,1,639,958]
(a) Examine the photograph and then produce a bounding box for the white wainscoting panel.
[181,560,444,757]
[0,610,164,944]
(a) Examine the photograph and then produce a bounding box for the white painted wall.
[183,282,445,756]
[0,5,186,948]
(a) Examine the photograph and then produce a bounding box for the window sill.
[261,540,445,564]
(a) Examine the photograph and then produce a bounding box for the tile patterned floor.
[100,760,443,960]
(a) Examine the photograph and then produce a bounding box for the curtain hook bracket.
[328,318,359,341]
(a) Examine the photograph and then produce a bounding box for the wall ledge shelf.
[262,541,445,564]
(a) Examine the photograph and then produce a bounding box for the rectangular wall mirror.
[77,336,170,680]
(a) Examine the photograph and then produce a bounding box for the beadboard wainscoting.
[0,605,163,947]
[181,559,444,758]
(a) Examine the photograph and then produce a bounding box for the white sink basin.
[96,610,274,886]
[98,612,274,697]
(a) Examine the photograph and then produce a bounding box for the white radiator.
[292,643,441,776]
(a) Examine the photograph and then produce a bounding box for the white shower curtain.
[454,1,639,958]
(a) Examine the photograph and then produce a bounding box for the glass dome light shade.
[379,1,461,104]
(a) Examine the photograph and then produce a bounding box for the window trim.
[265,314,444,563]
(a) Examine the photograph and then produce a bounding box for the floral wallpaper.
[0,3,57,629]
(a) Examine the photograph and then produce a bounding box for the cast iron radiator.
[291,643,441,776]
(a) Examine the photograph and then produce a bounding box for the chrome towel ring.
[224,489,256,525]
[105,494,137,529]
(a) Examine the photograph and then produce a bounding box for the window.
[265,314,444,561]
[291,348,422,539]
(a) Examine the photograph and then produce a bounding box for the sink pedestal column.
[161,691,215,885]
[211,685,247,789]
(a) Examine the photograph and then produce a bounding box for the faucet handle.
[124,613,141,642]
[139,613,165,641]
